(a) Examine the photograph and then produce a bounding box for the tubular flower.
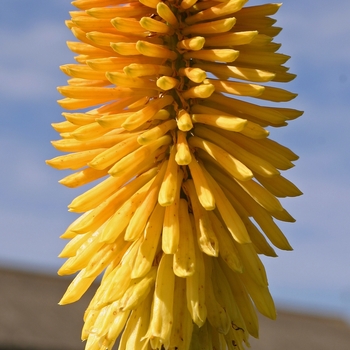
[48,0,303,349]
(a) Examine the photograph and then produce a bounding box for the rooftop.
[1,267,349,350]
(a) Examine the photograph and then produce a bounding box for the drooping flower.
[47,0,303,349]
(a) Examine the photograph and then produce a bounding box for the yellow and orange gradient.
[47,0,303,349]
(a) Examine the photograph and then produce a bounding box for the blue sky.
[1,0,350,321]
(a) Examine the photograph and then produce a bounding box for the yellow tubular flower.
[48,1,303,349]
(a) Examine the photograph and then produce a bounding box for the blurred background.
[0,0,350,349]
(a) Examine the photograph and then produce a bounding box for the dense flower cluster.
[47,0,302,349]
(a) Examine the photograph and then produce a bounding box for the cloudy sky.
[1,0,349,322]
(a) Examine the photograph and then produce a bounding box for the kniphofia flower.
[47,0,303,349]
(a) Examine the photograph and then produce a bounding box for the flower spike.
[48,1,303,349]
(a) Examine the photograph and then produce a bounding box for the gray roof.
[1,267,349,350]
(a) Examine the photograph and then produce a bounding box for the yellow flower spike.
[145,253,175,349]
[190,1,219,13]
[188,136,253,182]
[68,168,157,236]
[140,17,171,34]
[162,169,184,254]
[124,63,173,78]
[156,2,179,27]
[152,109,170,120]
[203,256,231,335]
[169,276,193,350]
[110,42,141,56]
[108,135,171,177]
[137,119,177,145]
[218,259,259,339]
[136,40,178,60]
[208,211,243,273]
[139,0,161,9]
[177,36,205,51]
[176,108,193,131]
[88,134,142,170]
[181,83,215,100]
[187,154,216,211]
[58,166,109,189]
[102,309,132,350]
[173,199,196,277]
[45,148,105,170]
[111,17,145,34]
[99,177,155,244]
[68,165,148,212]
[239,272,277,320]
[158,145,179,206]
[204,78,265,98]
[191,112,247,132]
[60,64,107,81]
[194,125,280,177]
[119,268,157,312]
[233,239,268,287]
[87,3,151,19]
[193,61,275,82]
[200,165,251,244]
[183,48,239,63]
[71,0,118,11]
[121,94,174,130]
[98,239,142,306]
[86,32,140,48]
[156,76,179,91]
[52,2,302,349]
[124,160,168,241]
[60,112,95,126]
[255,173,303,198]
[106,72,158,90]
[208,93,288,126]
[180,0,198,10]
[51,120,78,133]
[211,259,248,340]
[119,290,153,350]
[131,204,165,278]
[182,18,236,36]
[185,0,248,25]
[204,30,258,47]
[178,67,206,83]
[175,130,192,165]
[183,179,219,257]
[59,269,95,305]
[186,229,208,327]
